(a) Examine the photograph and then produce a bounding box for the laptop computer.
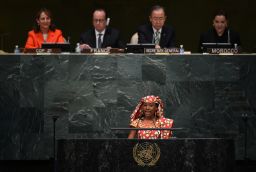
[126,43,155,53]
[201,43,233,52]
[41,43,71,52]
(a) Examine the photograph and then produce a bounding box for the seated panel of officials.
[24,6,241,52]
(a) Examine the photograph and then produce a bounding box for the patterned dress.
[130,117,173,139]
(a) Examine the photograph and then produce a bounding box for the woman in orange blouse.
[25,8,65,49]
[128,95,174,139]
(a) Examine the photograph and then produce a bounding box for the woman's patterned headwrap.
[130,95,164,122]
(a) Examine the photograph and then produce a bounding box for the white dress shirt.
[95,29,106,48]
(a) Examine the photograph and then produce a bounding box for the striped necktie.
[154,31,160,45]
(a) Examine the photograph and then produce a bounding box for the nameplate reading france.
[82,48,110,54]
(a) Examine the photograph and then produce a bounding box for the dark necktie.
[98,33,102,48]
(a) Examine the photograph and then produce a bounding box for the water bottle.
[75,43,81,53]
[14,45,20,54]
[234,43,239,54]
[234,43,238,50]
[179,45,184,54]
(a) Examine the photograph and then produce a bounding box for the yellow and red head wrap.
[130,95,164,122]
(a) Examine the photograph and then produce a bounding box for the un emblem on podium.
[133,142,160,166]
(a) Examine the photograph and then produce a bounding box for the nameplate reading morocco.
[207,48,239,54]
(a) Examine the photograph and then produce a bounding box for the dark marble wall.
[0,54,256,160]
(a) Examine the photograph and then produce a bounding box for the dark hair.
[92,8,108,20]
[33,8,56,33]
[150,5,165,15]
[213,9,228,20]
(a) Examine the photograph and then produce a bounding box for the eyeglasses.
[93,19,106,23]
[151,17,165,21]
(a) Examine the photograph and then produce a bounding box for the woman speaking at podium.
[25,8,65,48]
[128,95,174,139]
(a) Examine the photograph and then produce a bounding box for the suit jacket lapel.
[160,26,167,46]
[47,30,54,42]
[148,26,154,43]
[91,29,96,48]
[36,32,44,47]
[102,28,110,47]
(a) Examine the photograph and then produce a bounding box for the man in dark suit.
[80,9,124,49]
[138,5,175,48]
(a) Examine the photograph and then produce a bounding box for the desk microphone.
[227,29,230,43]
[107,18,110,26]
[67,36,70,43]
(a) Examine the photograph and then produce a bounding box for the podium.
[57,138,235,172]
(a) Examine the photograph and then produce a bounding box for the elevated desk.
[57,138,235,172]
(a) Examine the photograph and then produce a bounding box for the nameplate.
[207,48,239,54]
[144,48,180,54]
[24,48,61,54]
[110,48,125,53]
[82,48,110,54]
